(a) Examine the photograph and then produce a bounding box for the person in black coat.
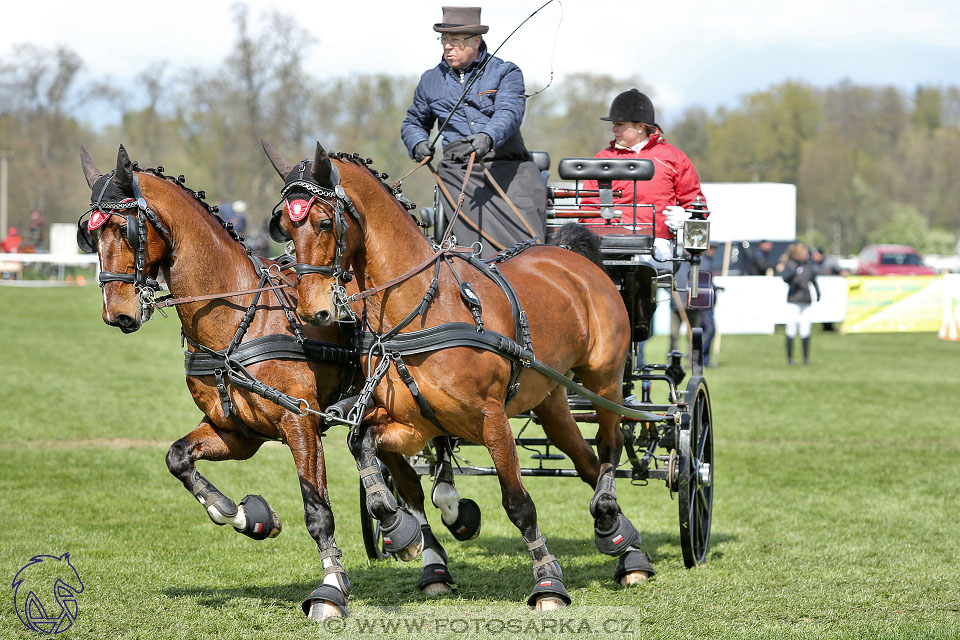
[776,243,821,365]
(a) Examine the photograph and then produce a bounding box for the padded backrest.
[557,158,654,182]
[529,150,550,172]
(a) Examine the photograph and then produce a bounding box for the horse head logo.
[12,553,84,635]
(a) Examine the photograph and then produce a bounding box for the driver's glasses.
[438,35,474,48]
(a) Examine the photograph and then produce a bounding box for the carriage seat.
[599,233,654,254]
[529,151,550,172]
[557,158,655,182]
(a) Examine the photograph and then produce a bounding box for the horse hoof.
[395,531,423,562]
[422,582,452,596]
[618,570,649,587]
[308,601,347,621]
[533,596,566,611]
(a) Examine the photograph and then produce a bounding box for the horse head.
[263,140,362,326]
[79,145,167,333]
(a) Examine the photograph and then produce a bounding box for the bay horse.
[264,141,657,609]
[77,145,460,620]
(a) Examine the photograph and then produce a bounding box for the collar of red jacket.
[608,130,664,153]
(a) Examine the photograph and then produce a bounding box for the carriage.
[360,153,715,570]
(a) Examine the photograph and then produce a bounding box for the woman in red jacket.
[583,89,707,260]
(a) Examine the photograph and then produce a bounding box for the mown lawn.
[1,286,958,639]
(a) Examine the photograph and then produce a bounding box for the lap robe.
[437,139,546,258]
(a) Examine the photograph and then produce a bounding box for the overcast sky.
[4,0,960,125]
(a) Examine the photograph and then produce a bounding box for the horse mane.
[329,152,419,215]
[131,162,247,249]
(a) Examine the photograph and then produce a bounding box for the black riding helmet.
[600,88,657,128]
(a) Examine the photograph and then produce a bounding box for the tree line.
[1,6,957,256]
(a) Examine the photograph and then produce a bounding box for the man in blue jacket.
[402,6,546,256]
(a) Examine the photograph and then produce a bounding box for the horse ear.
[311,142,334,187]
[79,145,102,189]
[262,139,293,179]
[113,144,134,193]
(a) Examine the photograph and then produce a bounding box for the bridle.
[77,171,171,320]
[269,159,361,321]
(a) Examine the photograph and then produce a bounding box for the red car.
[856,244,936,276]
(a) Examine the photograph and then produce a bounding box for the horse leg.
[378,449,455,595]
[276,414,350,621]
[484,411,570,610]
[347,422,423,561]
[576,371,656,586]
[429,437,482,542]
[165,418,281,539]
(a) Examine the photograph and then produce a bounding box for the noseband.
[270,160,361,320]
[77,171,171,320]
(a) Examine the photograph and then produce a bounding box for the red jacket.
[581,132,706,239]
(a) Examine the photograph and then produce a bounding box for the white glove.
[664,205,691,232]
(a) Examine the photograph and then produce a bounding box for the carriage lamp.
[682,197,711,298]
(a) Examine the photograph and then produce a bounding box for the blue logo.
[12,553,84,635]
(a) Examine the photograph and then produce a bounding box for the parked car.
[855,244,936,276]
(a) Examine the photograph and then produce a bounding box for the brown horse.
[264,142,657,609]
[78,145,459,621]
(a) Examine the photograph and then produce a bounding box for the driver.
[401,5,546,257]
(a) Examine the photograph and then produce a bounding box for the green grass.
[1,287,959,639]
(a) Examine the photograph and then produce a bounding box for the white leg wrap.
[321,557,340,588]
[207,503,246,529]
[431,482,460,525]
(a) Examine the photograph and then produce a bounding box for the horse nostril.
[315,310,332,325]
[116,314,135,328]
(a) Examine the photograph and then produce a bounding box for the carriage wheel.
[677,378,713,568]
[359,460,401,561]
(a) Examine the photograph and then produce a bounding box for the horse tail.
[547,223,605,272]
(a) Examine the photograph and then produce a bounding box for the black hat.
[600,88,655,125]
[434,6,489,34]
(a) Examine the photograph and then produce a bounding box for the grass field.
[1,286,959,639]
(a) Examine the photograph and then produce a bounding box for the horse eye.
[316,219,334,232]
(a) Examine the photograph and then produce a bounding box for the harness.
[279,163,670,436]
[269,160,360,319]
[80,167,360,441]
[78,171,171,318]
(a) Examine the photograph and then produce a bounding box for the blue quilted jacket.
[401,42,527,156]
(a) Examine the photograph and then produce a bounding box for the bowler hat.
[434,6,489,34]
[600,88,656,125]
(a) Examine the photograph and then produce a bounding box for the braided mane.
[132,162,248,248]
[329,152,418,212]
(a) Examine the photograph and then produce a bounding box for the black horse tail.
[547,223,605,272]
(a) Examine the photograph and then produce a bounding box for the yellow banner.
[843,276,944,333]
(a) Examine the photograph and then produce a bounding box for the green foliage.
[2,9,960,257]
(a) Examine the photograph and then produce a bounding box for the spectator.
[24,210,45,252]
[744,240,775,275]
[776,243,821,365]
[2,227,22,253]
[700,245,718,366]
[230,200,248,236]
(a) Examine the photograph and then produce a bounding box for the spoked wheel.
[359,460,401,561]
[677,377,713,568]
